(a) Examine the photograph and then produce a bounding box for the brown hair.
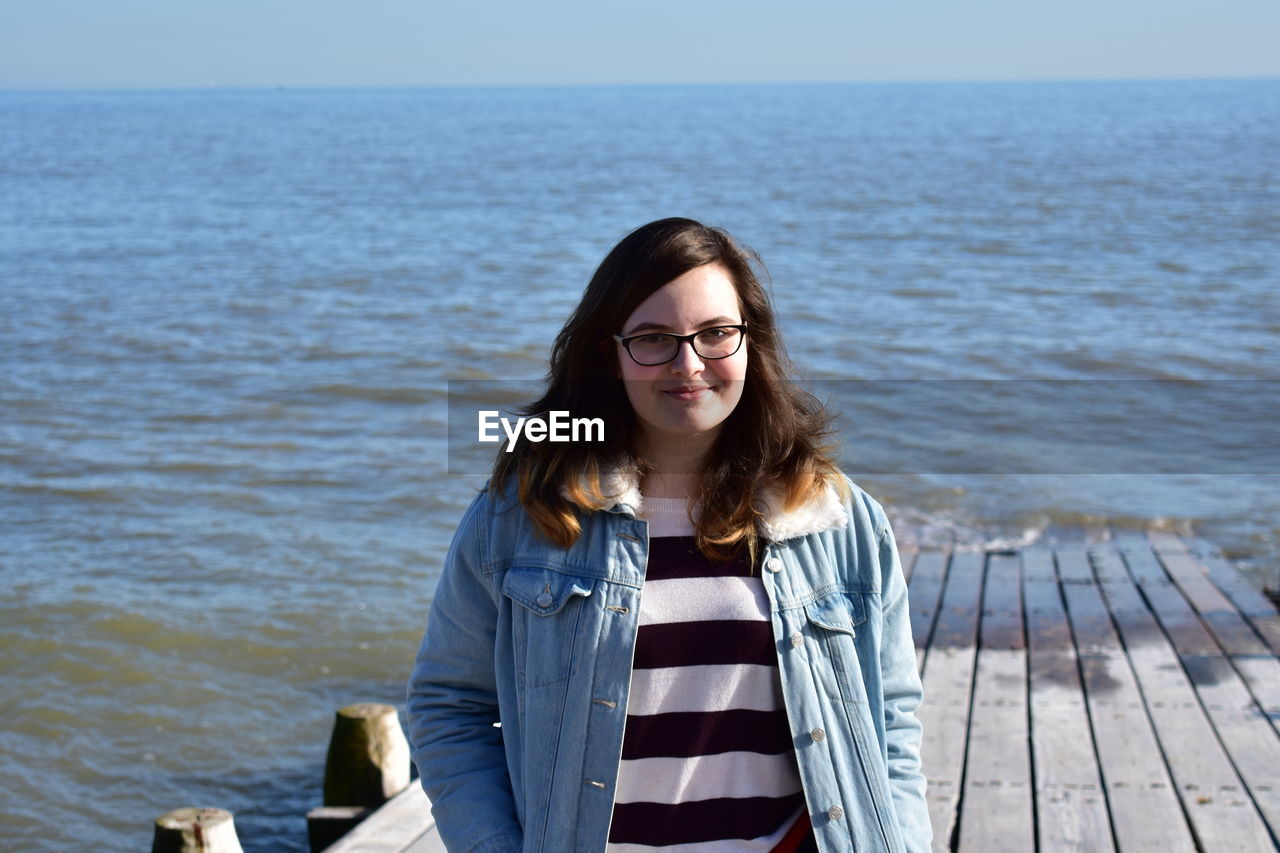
[492,217,840,561]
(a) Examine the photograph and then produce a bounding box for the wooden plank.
[1150,534,1247,621]
[1152,537,1280,725]
[1121,543,1219,655]
[1165,546,1280,703]
[323,783,439,853]
[1192,543,1280,657]
[959,553,1034,852]
[918,551,985,852]
[1132,539,1280,843]
[1132,540,1280,712]
[1058,547,1195,853]
[1180,653,1280,841]
[1092,544,1276,851]
[1227,652,1280,733]
[402,824,444,853]
[1182,541,1280,731]
[1055,545,1095,583]
[1023,547,1115,852]
[909,549,949,673]
[1184,536,1278,620]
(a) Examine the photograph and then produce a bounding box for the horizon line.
[3,73,1278,94]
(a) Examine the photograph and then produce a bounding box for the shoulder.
[761,470,890,544]
[454,477,618,571]
[458,478,533,527]
[815,473,901,595]
[446,479,531,565]
[834,472,893,541]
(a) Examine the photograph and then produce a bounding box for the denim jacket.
[406,469,931,853]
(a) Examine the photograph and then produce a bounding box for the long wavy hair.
[492,217,840,561]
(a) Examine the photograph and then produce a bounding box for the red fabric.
[770,810,813,853]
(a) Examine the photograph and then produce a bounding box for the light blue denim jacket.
[406,470,931,853]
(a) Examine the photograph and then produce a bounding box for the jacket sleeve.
[406,490,523,853]
[875,511,933,853]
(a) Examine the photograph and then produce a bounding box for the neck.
[636,427,719,498]
[641,472,697,499]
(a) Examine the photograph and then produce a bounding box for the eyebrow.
[622,316,741,336]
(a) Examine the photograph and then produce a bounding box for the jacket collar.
[593,464,848,543]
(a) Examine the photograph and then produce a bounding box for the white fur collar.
[587,464,847,542]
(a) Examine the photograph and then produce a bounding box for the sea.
[1,80,1277,850]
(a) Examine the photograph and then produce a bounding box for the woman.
[407,218,930,852]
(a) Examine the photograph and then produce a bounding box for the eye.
[634,334,672,345]
[697,327,733,341]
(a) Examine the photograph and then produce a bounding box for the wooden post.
[151,807,243,853]
[308,703,412,851]
[323,702,411,807]
[306,806,372,852]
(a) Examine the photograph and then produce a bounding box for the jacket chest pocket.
[804,591,870,706]
[502,566,595,688]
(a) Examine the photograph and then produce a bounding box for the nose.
[669,339,704,376]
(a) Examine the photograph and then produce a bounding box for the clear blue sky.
[3,0,1278,89]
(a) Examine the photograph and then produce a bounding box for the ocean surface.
[1,80,1277,850]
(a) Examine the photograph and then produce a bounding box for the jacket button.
[827,805,844,821]
[810,727,825,742]
[790,633,804,648]
[536,592,554,608]
[766,557,783,573]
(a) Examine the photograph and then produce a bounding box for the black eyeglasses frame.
[612,324,748,367]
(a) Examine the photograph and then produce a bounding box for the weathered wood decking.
[332,532,1280,852]
[911,531,1280,852]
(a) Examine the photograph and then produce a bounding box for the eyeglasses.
[613,324,747,366]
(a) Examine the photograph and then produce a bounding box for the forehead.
[622,264,742,332]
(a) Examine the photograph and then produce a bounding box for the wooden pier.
[328,530,1280,852]
[910,530,1280,852]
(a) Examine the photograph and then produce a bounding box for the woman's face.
[616,263,748,452]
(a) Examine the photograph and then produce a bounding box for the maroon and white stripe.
[607,498,804,851]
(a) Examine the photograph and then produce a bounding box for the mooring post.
[323,702,411,806]
[151,807,244,853]
[307,702,412,851]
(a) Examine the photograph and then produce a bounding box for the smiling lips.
[661,384,716,401]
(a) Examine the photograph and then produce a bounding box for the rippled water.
[1,80,1277,850]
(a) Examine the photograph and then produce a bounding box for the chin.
[662,413,731,436]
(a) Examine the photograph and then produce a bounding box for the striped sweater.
[606,497,806,852]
